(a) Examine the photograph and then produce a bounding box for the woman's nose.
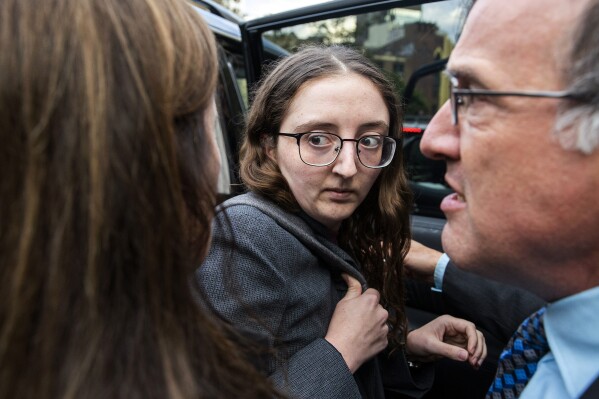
[332,142,358,177]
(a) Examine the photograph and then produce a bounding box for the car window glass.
[214,45,245,198]
[225,49,249,108]
[214,110,231,195]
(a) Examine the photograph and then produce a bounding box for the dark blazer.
[404,262,546,398]
[582,377,599,399]
[196,192,432,399]
[442,261,546,343]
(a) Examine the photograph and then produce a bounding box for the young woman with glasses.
[197,46,486,399]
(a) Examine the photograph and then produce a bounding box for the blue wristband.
[432,253,450,292]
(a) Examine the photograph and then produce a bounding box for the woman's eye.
[306,133,332,146]
[360,136,382,149]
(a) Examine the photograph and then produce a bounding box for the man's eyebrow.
[445,66,491,89]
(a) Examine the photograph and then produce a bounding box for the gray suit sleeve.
[270,339,359,399]
[441,261,546,342]
[197,206,359,399]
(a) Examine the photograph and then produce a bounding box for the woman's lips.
[440,192,466,213]
[325,188,354,200]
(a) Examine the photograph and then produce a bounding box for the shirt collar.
[545,285,599,397]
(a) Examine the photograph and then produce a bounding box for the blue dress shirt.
[432,253,450,292]
[521,285,599,398]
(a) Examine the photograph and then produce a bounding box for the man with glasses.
[418,0,599,398]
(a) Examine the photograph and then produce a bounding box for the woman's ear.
[262,134,277,162]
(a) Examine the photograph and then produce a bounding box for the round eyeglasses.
[277,132,398,168]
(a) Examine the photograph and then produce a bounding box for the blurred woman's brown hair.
[0,0,279,398]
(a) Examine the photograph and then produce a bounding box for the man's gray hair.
[555,0,599,154]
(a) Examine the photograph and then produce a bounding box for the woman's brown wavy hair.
[0,0,279,398]
[240,45,413,348]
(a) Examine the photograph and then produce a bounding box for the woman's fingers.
[406,315,488,369]
[325,279,389,373]
[451,319,486,368]
[474,330,487,367]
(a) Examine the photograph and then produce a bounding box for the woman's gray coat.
[196,192,432,398]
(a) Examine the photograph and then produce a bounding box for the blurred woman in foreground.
[0,0,277,398]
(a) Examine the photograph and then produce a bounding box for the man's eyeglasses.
[277,132,398,168]
[447,72,577,125]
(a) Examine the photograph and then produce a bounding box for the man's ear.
[262,134,277,162]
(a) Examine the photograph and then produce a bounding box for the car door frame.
[240,0,448,93]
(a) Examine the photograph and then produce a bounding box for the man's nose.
[420,100,460,161]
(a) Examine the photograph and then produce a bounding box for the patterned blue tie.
[486,307,549,399]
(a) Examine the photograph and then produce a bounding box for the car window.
[262,2,461,116]
[222,46,249,108]
[259,1,462,217]
[214,43,247,198]
[214,108,231,195]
